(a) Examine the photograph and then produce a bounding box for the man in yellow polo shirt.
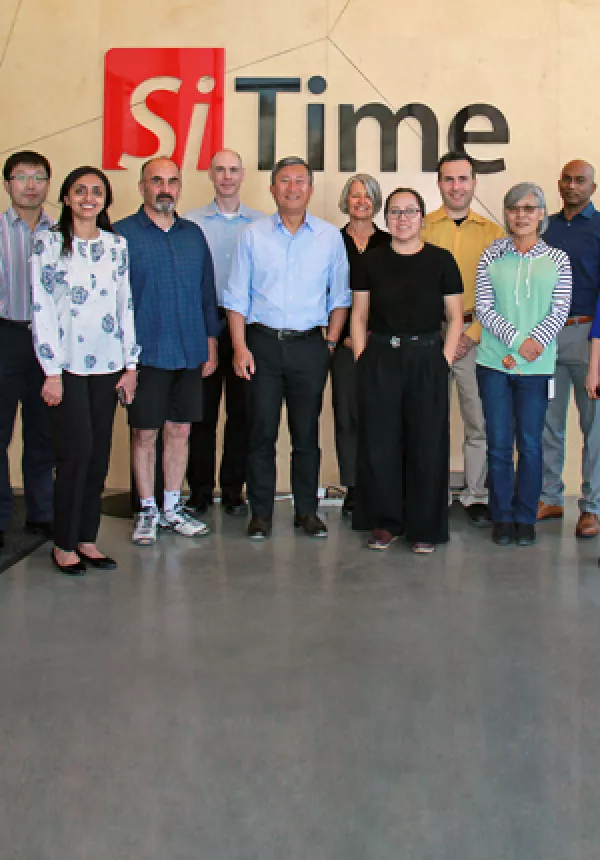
[421,151,504,527]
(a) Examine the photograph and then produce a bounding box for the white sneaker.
[132,507,159,545]
[159,503,210,537]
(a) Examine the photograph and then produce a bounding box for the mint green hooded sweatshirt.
[475,238,572,375]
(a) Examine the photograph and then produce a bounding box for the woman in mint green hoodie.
[475,183,572,547]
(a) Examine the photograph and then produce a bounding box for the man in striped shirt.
[0,151,55,547]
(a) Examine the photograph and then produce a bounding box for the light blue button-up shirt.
[184,201,264,306]
[223,212,351,330]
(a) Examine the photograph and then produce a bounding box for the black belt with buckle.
[370,331,441,348]
[0,317,31,330]
[250,323,322,341]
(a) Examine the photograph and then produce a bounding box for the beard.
[154,194,175,214]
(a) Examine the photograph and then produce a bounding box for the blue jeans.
[476,365,550,525]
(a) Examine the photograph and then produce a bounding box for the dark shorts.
[128,365,203,429]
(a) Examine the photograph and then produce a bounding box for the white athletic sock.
[140,496,156,511]
[163,490,181,512]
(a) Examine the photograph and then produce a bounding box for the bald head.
[210,149,242,170]
[209,149,245,208]
[559,159,596,216]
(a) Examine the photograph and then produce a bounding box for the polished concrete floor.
[1,500,600,860]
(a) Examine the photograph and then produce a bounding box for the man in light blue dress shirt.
[184,150,263,517]
[223,156,351,539]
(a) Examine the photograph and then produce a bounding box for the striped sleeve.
[528,249,572,347]
[475,243,519,347]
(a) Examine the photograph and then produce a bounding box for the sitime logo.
[102,48,509,174]
[103,47,224,170]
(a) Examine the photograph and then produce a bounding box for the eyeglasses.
[506,205,539,215]
[387,207,421,219]
[8,174,49,184]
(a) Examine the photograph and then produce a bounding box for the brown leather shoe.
[247,516,272,540]
[537,501,564,521]
[575,511,600,538]
[293,513,328,538]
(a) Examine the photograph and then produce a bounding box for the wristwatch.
[326,340,337,350]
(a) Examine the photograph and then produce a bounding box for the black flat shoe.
[51,550,86,575]
[492,522,514,546]
[515,523,536,547]
[25,520,53,539]
[183,499,210,517]
[342,487,355,517]
[465,503,492,528]
[223,496,248,517]
[77,550,118,570]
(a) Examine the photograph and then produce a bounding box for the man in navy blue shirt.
[116,157,220,546]
[539,159,600,537]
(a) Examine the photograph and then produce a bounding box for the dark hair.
[436,150,476,179]
[3,150,51,181]
[270,156,313,186]
[55,166,115,257]
[383,187,426,220]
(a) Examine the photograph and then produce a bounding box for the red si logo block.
[103,47,225,171]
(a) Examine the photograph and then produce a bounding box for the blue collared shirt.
[115,207,220,370]
[543,202,600,316]
[184,200,265,306]
[223,212,351,329]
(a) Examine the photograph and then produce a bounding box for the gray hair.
[338,173,383,216]
[270,156,313,186]
[503,182,549,235]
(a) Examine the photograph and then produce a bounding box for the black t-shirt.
[352,242,463,335]
[339,224,390,343]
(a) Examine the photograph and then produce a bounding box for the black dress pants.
[186,326,247,502]
[52,371,120,551]
[0,321,53,530]
[245,326,330,518]
[330,343,357,487]
[353,334,450,544]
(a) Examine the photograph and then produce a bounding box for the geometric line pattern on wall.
[0,0,23,71]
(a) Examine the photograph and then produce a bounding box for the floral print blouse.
[31,228,140,376]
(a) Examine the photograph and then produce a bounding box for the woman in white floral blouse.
[31,166,140,575]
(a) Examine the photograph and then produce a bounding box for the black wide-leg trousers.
[353,334,450,544]
[245,326,330,519]
[52,371,120,551]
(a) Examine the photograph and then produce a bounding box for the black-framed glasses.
[387,207,421,219]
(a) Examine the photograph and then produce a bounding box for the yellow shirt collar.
[427,205,488,226]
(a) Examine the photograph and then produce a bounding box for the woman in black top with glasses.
[351,187,463,554]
